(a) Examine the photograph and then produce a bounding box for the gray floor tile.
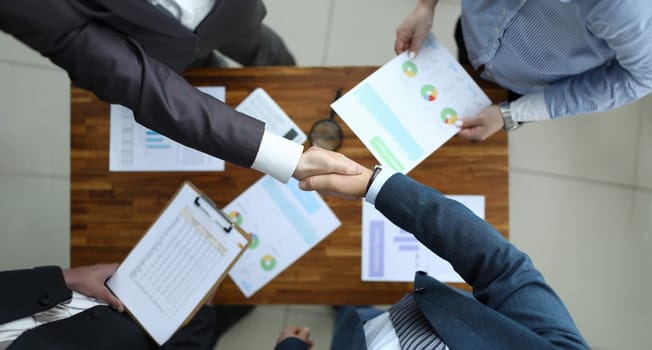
[510,171,648,348]
[0,32,58,69]
[509,101,642,186]
[630,189,652,249]
[326,0,408,66]
[285,306,335,350]
[214,305,287,349]
[263,0,334,66]
[0,61,70,177]
[635,94,652,190]
[0,175,69,270]
[325,0,461,66]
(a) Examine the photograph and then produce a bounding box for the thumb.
[297,327,312,345]
[297,327,310,338]
[99,287,124,312]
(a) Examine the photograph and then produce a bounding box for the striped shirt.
[461,0,652,119]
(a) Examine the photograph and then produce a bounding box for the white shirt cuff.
[250,131,303,183]
[510,92,550,122]
[365,168,398,205]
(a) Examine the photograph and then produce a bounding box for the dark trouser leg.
[454,18,470,65]
[163,305,218,350]
[217,24,296,66]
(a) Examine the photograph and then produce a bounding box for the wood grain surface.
[71,66,508,304]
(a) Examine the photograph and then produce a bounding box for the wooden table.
[71,66,508,305]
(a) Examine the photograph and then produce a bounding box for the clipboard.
[106,181,250,345]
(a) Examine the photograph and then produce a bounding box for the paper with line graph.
[361,195,484,283]
[109,86,226,172]
[332,34,490,173]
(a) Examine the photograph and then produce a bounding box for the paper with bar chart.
[331,35,491,173]
[226,176,340,297]
[361,195,484,283]
[109,86,226,171]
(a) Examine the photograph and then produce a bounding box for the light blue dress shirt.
[461,0,652,119]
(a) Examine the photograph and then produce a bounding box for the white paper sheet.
[109,86,226,171]
[235,88,307,144]
[361,195,485,283]
[106,183,249,345]
[226,176,340,297]
[332,35,491,173]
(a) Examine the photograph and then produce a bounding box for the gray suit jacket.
[0,0,266,168]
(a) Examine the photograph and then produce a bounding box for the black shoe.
[213,305,255,335]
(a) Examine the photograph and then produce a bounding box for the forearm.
[374,174,586,346]
[1,2,265,168]
[375,174,529,296]
[510,92,550,122]
[544,62,652,119]
[417,0,438,11]
[51,23,264,168]
[546,0,652,118]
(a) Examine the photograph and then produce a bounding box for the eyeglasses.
[308,88,344,151]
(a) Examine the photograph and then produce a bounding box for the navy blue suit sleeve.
[274,337,310,350]
[0,266,71,324]
[375,173,588,348]
[0,0,264,168]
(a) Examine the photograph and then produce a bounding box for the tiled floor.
[1,1,651,349]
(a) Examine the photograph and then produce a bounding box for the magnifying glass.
[308,88,344,151]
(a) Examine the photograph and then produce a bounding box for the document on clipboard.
[106,182,250,345]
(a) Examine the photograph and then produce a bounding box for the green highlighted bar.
[370,136,404,172]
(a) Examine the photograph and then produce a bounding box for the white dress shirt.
[0,292,104,345]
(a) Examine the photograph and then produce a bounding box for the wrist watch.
[499,101,520,132]
[364,165,382,196]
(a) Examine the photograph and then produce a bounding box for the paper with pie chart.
[225,176,340,297]
[332,34,491,173]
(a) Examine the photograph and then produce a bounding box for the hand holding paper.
[63,263,124,312]
[106,183,250,345]
[456,104,504,141]
[332,34,491,173]
[394,0,436,57]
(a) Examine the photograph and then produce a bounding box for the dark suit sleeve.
[374,174,587,348]
[274,338,310,350]
[0,266,71,324]
[0,0,264,168]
